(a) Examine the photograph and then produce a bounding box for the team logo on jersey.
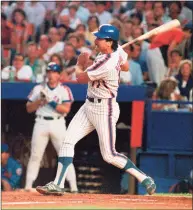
[16,168,22,176]
[53,96,59,103]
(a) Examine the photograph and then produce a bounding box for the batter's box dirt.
[2,191,192,209]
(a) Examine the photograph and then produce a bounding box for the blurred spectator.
[40,1,56,11]
[58,15,75,39]
[96,2,112,25]
[141,11,155,33]
[123,20,133,42]
[39,10,56,38]
[25,1,46,32]
[44,27,64,62]
[150,27,187,66]
[9,8,33,57]
[180,2,193,23]
[52,2,68,26]
[85,16,100,47]
[76,34,92,54]
[68,4,81,30]
[152,78,181,111]
[57,24,68,41]
[131,43,149,81]
[110,1,126,18]
[166,49,182,77]
[66,33,80,54]
[153,1,171,25]
[167,2,189,26]
[146,23,167,85]
[1,13,12,66]
[130,12,143,26]
[120,45,144,85]
[176,22,193,59]
[1,143,22,191]
[75,24,86,35]
[132,27,149,81]
[4,2,33,24]
[62,42,77,68]
[49,53,69,82]
[121,1,145,22]
[175,60,193,100]
[61,42,77,81]
[38,34,50,60]
[144,1,153,12]
[60,2,90,25]
[24,42,46,82]
[109,18,126,45]
[1,53,33,82]
[85,2,97,16]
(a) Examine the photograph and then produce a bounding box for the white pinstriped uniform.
[60,46,129,169]
[25,83,78,191]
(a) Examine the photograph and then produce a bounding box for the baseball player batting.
[25,62,78,193]
[36,25,156,195]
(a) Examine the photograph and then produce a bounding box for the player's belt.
[87,96,102,103]
[37,115,61,120]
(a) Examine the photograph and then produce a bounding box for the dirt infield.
[2,191,192,209]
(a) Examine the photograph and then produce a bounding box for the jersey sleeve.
[27,85,41,102]
[86,54,111,81]
[62,85,74,103]
[118,45,128,64]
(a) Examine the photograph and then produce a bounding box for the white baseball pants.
[25,117,78,191]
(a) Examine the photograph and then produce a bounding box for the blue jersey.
[1,157,22,189]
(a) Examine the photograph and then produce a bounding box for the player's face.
[1,152,9,166]
[47,71,60,84]
[94,38,111,53]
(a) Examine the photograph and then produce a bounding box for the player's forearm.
[48,102,71,114]
[121,62,129,72]
[55,104,71,114]
[26,100,42,113]
[75,65,90,83]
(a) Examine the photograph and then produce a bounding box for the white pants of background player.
[25,117,78,192]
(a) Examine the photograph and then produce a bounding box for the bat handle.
[122,39,138,50]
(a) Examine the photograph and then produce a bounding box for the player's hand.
[40,89,48,100]
[77,52,90,69]
[3,172,12,178]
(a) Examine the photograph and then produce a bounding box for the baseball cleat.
[141,176,156,195]
[36,181,64,196]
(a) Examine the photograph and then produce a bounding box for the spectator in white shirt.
[4,1,33,23]
[60,2,90,25]
[96,2,112,25]
[2,53,33,82]
[85,2,97,16]
[43,27,64,62]
[24,1,46,31]
[68,4,81,30]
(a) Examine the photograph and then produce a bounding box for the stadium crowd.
[1,1,193,109]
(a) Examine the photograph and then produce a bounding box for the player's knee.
[30,154,42,163]
[102,154,113,164]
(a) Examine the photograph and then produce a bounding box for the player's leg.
[50,119,78,192]
[93,99,156,195]
[65,164,78,193]
[36,104,94,195]
[25,120,49,190]
[1,179,12,191]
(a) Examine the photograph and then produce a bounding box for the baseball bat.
[122,19,181,49]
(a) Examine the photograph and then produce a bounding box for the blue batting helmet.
[93,24,119,41]
[46,62,62,73]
